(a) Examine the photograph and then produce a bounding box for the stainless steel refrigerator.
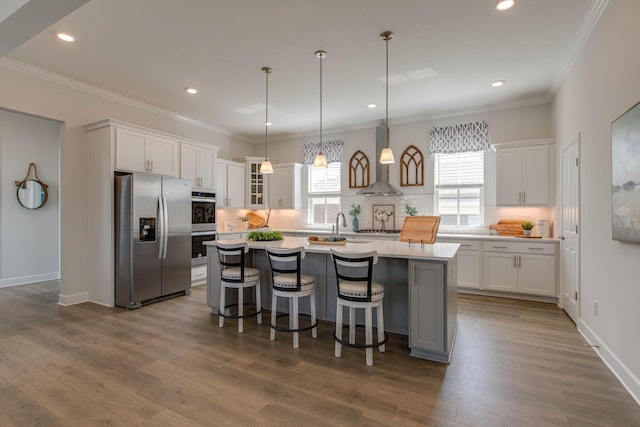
[115,172,192,309]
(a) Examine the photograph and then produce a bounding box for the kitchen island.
[205,237,459,363]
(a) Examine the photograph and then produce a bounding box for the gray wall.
[554,0,640,403]
[0,108,60,286]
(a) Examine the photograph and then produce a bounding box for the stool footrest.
[333,324,389,349]
[271,312,318,333]
[219,303,263,320]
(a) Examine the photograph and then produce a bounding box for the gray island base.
[205,237,459,364]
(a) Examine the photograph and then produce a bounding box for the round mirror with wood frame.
[15,163,49,210]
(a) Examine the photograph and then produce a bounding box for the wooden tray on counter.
[307,237,347,246]
[489,219,526,236]
[515,235,542,239]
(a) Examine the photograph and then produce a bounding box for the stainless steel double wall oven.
[191,191,216,265]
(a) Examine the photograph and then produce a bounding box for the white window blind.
[309,163,341,194]
[308,163,341,224]
[434,151,484,227]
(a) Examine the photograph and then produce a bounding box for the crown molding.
[0,57,254,142]
[551,0,609,94]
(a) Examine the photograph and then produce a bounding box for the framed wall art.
[612,100,640,243]
[372,204,395,231]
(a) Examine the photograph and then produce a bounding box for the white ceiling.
[4,0,599,142]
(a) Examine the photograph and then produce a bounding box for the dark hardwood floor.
[0,281,638,426]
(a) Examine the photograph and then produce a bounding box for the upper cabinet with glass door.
[244,158,268,209]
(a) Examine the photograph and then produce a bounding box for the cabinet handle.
[149,160,153,172]
[518,255,522,268]
[527,247,545,250]
[460,244,472,247]
[518,192,522,204]
[493,246,508,249]
[514,255,517,268]
[145,160,149,172]
[523,192,526,204]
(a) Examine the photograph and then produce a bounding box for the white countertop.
[216,228,560,243]
[206,236,460,261]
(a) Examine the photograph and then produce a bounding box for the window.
[434,151,484,227]
[308,163,341,224]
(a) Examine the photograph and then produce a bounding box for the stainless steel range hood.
[356,124,403,196]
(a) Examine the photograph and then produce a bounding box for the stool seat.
[222,267,261,281]
[215,242,263,333]
[266,247,318,349]
[338,281,384,300]
[273,273,315,290]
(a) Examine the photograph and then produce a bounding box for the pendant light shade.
[259,66,274,174]
[379,31,395,165]
[313,50,328,168]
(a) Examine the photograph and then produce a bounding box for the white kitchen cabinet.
[269,163,303,209]
[181,143,218,191]
[438,239,481,289]
[216,159,245,208]
[115,127,179,176]
[496,141,554,206]
[191,265,207,285]
[482,241,556,296]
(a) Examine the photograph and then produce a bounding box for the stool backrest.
[330,249,378,302]
[216,241,250,283]
[265,246,306,291]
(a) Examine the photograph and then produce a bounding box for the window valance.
[429,121,490,154]
[302,139,344,165]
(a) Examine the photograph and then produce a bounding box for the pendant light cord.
[264,67,270,159]
[318,51,325,155]
[384,32,390,148]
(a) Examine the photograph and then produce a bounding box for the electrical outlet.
[593,300,598,317]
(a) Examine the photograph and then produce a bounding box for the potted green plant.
[349,204,361,232]
[239,215,249,230]
[404,204,418,216]
[521,220,535,237]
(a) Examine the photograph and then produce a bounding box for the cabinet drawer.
[437,239,481,251]
[483,241,556,255]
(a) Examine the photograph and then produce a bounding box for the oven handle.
[192,197,216,203]
[191,231,217,237]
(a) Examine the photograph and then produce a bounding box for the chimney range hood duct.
[356,124,403,196]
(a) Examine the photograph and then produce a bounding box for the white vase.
[523,229,532,237]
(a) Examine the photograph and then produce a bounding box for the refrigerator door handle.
[157,194,164,259]
[162,194,169,259]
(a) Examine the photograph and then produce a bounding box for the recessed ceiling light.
[55,32,76,42]
[367,103,377,109]
[492,80,505,87]
[496,0,515,11]
[185,87,198,94]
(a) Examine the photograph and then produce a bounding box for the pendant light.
[259,66,274,174]
[313,50,328,168]
[379,31,395,164]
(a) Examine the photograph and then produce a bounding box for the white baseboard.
[58,291,89,306]
[0,272,60,288]
[578,319,640,406]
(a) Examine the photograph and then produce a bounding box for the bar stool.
[215,241,262,333]
[330,249,388,366]
[265,246,318,348]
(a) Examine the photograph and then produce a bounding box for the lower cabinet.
[438,239,481,289]
[408,260,457,363]
[191,265,207,285]
[483,241,556,297]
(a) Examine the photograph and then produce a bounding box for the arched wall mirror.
[15,163,49,210]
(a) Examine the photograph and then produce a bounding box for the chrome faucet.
[335,211,347,240]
